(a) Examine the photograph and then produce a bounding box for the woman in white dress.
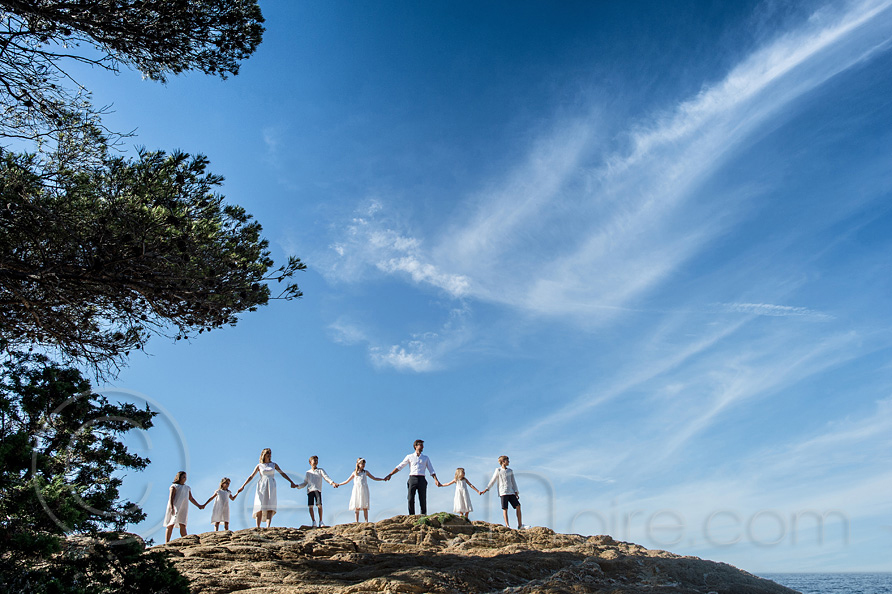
[438,467,480,519]
[164,471,206,542]
[337,458,384,522]
[236,448,297,527]
[203,477,237,531]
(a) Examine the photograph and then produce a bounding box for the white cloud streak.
[370,340,435,373]
[328,306,471,373]
[325,200,471,298]
[719,302,832,319]
[321,1,892,381]
[518,315,751,440]
[579,396,892,570]
[431,0,892,319]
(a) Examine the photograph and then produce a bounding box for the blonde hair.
[309,455,318,464]
[498,455,509,465]
[220,477,231,490]
[260,448,272,463]
[454,468,465,481]
[355,458,366,473]
[172,471,187,484]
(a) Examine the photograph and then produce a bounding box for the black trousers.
[407,475,427,515]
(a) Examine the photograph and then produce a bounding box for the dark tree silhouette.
[1,141,304,374]
[0,351,190,593]
[0,0,264,140]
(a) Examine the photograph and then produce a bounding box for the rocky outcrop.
[154,515,797,594]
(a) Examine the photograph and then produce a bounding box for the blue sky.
[67,0,892,573]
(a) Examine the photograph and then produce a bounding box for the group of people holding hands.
[164,439,526,543]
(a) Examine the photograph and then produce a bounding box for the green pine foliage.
[0,352,187,592]
[0,141,304,375]
[0,2,293,590]
[0,0,264,140]
[8,533,190,594]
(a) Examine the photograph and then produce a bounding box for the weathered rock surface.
[154,515,798,594]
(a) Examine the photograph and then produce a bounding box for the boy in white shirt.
[481,455,527,529]
[292,455,338,527]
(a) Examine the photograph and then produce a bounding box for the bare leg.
[308,506,316,524]
[165,525,174,543]
[214,522,220,531]
[255,513,262,528]
[516,506,523,528]
[363,509,369,522]
[224,522,229,530]
[502,509,510,528]
[354,510,360,523]
[265,511,273,528]
[318,505,325,526]
[179,524,187,538]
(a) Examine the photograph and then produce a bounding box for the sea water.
[761,573,892,594]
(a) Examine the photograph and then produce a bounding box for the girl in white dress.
[439,468,479,519]
[236,448,297,528]
[164,471,206,542]
[337,458,384,522]
[203,477,237,531]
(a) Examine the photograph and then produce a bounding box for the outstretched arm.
[432,473,442,487]
[337,471,356,487]
[319,468,338,488]
[439,479,456,487]
[274,463,296,486]
[237,465,259,494]
[366,471,385,481]
[203,492,217,506]
[465,479,481,494]
[189,492,205,509]
[480,469,499,495]
[386,455,410,480]
[229,491,238,500]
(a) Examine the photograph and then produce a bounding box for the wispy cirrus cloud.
[719,302,833,319]
[557,395,892,570]
[429,0,892,320]
[319,0,892,377]
[652,329,862,463]
[370,338,435,373]
[509,307,875,486]
[325,200,471,298]
[328,318,368,346]
[323,1,892,321]
[328,306,471,372]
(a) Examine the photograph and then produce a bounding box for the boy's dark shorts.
[500,494,520,510]
[307,491,322,506]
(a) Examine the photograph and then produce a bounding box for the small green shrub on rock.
[414,513,467,527]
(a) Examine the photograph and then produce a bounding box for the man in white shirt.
[385,439,441,515]
[292,455,338,527]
